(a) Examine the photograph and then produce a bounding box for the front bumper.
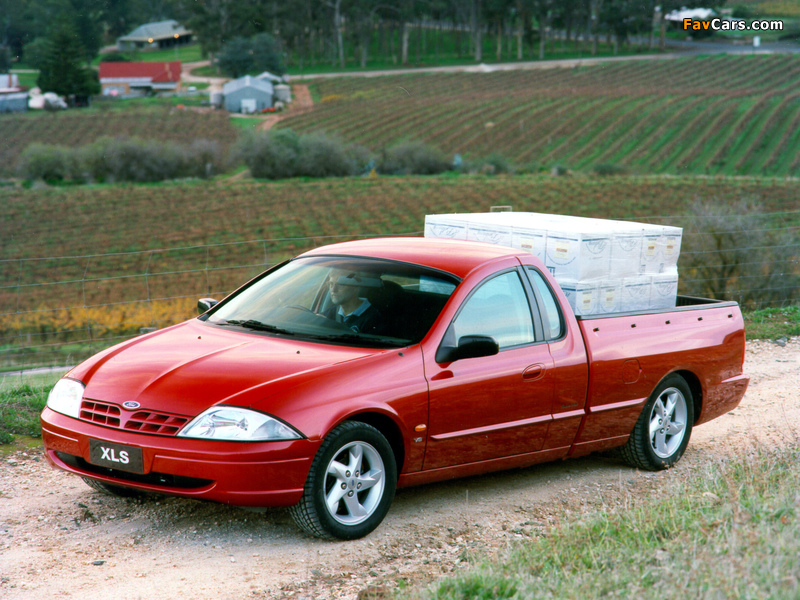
[41,407,319,507]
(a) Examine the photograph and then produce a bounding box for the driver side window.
[451,271,535,349]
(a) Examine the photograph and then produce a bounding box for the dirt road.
[1,338,797,600]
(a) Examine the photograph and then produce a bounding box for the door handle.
[522,363,546,381]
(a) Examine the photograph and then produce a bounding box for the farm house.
[223,75,274,113]
[116,20,193,51]
[98,62,182,97]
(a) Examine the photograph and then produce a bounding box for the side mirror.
[197,298,219,314]
[435,335,499,364]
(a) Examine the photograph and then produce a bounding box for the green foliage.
[98,52,130,63]
[0,383,49,443]
[217,33,285,78]
[679,199,799,308]
[406,446,800,600]
[36,19,99,97]
[378,141,452,176]
[0,45,10,73]
[251,33,284,75]
[744,305,800,340]
[17,137,226,184]
[217,37,253,78]
[1,108,238,178]
[593,163,630,176]
[234,129,370,179]
[17,143,79,181]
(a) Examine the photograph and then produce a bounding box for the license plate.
[89,439,144,474]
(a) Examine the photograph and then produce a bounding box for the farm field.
[282,54,800,177]
[2,173,799,370]
[5,55,800,179]
[0,106,238,178]
[2,53,800,370]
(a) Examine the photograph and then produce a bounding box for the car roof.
[299,237,524,279]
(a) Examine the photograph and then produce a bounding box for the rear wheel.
[290,421,397,540]
[621,374,694,471]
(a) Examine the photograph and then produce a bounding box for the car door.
[422,267,555,470]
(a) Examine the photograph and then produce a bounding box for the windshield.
[205,256,459,347]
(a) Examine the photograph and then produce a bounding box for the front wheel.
[621,374,694,471]
[290,421,397,540]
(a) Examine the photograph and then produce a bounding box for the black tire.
[620,374,694,471]
[290,421,397,540]
[81,477,146,498]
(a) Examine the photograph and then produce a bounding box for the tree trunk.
[475,4,482,61]
[538,13,547,60]
[401,22,410,64]
[334,0,345,68]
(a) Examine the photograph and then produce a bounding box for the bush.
[593,163,630,176]
[297,133,370,178]
[234,129,372,179]
[377,141,451,175]
[235,129,301,179]
[17,137,225,184]
[680,199,799,309]
[17,143,77,182]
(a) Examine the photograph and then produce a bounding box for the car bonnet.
[68,318,380,417]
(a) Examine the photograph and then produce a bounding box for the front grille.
[80,401,121,427]
[125,411,190,435]
[80,400,189,436]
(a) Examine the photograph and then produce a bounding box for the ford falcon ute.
[41,237,749,539]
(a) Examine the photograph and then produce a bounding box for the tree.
[217,36,253,77]
[37,19,99,97]
[217,33,285,78]
[251,32,284,75]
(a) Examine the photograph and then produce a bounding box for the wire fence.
[1,217,798,373]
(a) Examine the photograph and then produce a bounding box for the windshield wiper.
[216,319,295,335]
[308,332,404,348]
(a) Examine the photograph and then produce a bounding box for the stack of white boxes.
[424,212,681,315]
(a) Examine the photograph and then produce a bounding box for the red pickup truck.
[41,237,749,539]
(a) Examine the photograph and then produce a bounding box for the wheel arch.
[672,369,702,425]
[342,412,406,477]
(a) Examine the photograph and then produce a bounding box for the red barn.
[99,62,182,97]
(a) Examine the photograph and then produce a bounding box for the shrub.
[234,129,373,179]
[183,139,225,179]
[18,137,224,184]
[479,152,513,175]
[235,129,301,179]
[297,133,369,178]
[377,141,451,175]
[16,143,76,182]
[593,163,630,176]
[680,199,799,309]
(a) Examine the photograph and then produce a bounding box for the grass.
[0,382,50,444]
[403,444,800,600]
[743,306,800,340]
[94,43,205,66]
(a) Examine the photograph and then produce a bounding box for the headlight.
[46,378,85,419]
[178,407,302,441]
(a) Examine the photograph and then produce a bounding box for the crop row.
[278,56,800,177]
[306,55,800,103]
[4,174,799,368]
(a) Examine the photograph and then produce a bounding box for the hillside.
[4,55,800,179]
[281,54,800,177]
